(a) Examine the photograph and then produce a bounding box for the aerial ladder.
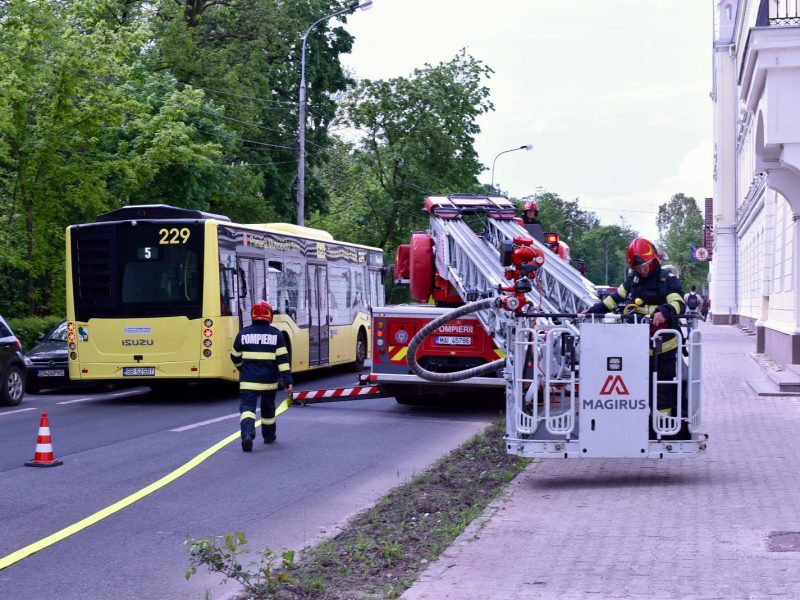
[405,194,707,459]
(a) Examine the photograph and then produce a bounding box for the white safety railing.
[651,329,683,437]
[512,325,576,437]
[687,328,702,432]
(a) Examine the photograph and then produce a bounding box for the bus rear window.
[122,244,199,303]
[71,221,204,320]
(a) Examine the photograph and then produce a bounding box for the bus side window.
[220,265,234,316]
[268,261,283,313]
[238,267,248,299]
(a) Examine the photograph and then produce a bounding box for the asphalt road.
[0,367,499,600]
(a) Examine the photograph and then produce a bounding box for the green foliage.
[184,533,296,599]
[656,193,708,287]
[148,0,354,222]
[287,417,528,598]
[321,49,494,259]
[0,0,239,317]
[520,189,638,285]
[0,0,375,319]
[6,315,63,351]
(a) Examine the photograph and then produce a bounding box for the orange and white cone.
[25,412,63,468]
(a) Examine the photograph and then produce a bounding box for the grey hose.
[406,297,506,382]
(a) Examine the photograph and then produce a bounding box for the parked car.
[0,316,26,406]
[25,321,70,394]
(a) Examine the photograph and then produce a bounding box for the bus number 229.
[159,228,191,244]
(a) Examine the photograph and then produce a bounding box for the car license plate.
[38,369,65,378]
[122,367,156,376]
[434,335,472,346]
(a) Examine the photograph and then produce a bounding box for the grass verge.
[278,416,530,599]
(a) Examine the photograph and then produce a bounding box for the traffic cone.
[25,412,63,468]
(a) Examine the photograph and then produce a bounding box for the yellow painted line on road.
[0,399,290,571]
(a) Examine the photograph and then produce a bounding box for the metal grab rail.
[651,328,684,437]
[687,328,702,432]
[512,325,577,437]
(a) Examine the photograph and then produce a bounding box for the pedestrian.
[583,238,686,422]
[684,285,702,315]
[702,296,710,321]
[230,301,293,452]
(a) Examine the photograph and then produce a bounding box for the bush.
[7,315,64,351]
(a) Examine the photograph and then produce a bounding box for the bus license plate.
[122,367,156,376]
[38,369,65,378]
[434,336,472,346]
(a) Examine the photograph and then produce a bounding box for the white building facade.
[711,0,800,364]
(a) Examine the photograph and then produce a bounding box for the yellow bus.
[65,204,384,386]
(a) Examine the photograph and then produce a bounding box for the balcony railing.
[757,0,800,26]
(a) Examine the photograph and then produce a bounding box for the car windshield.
[47,322,69,342]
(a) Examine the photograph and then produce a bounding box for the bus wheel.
[352,330,367,372]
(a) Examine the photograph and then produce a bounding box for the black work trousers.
[239,389,277,441]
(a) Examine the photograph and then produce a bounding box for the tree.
[146,0,356,221]
[0,0,230,316]
[336,50,494,253]
[517,189,638,285]
[656,193,708,287]
[577,225,637,285]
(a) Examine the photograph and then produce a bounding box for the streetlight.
[490,144,533,194]
[296,0,373,226]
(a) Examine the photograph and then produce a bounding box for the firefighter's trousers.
[239,389,277,441]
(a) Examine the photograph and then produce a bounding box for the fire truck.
[369,193,707,459]
[369,196,578,404]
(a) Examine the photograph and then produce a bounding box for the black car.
[25,321,70,394]
[0,316,26,406]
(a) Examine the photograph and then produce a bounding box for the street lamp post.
[296,0,373,226]
[490,144,533,194]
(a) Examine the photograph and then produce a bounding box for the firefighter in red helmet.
[522,199,540,225]
[230,301,293,451]
[521,198,544,243]
[584,238,686,425]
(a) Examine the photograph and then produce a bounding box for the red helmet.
[523,199,538,214]
[627,238,659,277]
[251,301,273,323]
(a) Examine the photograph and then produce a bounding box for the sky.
[338,0,713,241]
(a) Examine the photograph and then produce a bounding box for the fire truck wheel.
[409,232,434,301]
[351,330,367,372]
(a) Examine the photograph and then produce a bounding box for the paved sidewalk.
[402,323,800,600]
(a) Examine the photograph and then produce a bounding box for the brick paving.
[402,323,800,600]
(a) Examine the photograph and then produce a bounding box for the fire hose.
[406,297,506,383]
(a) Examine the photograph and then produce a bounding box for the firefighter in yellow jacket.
[585,238,686,418]
[230,301,293,452]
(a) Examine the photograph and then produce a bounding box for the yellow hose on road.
[0,398,290,571]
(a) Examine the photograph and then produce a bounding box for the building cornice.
[736,173,766,233]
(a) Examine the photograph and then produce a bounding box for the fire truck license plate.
[122,367,156,376]
[434,335,472,346]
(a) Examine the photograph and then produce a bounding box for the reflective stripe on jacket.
[587,268,685,354]
[231,323,292,389]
